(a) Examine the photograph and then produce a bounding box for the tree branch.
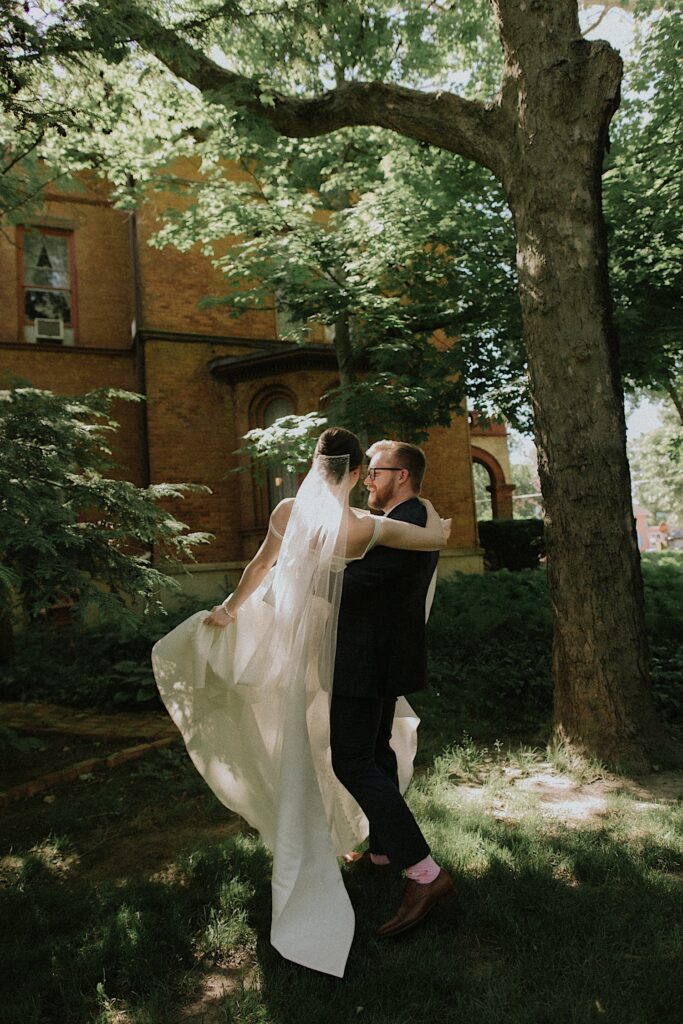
[665,379,683,427]
[582,6,611,38]
[0,133,44,176]
[109,2,504,176]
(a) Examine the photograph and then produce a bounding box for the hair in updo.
[314,427,363,482]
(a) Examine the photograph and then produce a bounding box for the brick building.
[1,173,516,596]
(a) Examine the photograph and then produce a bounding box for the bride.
[152,427,449,977]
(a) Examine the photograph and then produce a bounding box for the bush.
[477,518,545,571]
[427,555,683,732]
[427,568,553,732]
[0,384,212,658]
[2,556,681,732]
[0,591,227,710]
[641,552,683,723]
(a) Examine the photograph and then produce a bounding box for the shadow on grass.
[1,834,272,1024]
[250,814,683,1024]
[3,804,682,1024]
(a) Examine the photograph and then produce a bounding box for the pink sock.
[405,854,441,884]
[370,853,391,865]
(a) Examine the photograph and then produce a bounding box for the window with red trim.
[19,226,77,342]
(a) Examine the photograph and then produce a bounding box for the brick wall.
[135,159,276,341]
[0,345,145,485]
[144,338,243,562]
[422,409,479,552]
[1,167,486,576]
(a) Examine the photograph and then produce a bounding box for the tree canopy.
[1,3,679,437]
[604,3,683,422]
[629,407,683,527]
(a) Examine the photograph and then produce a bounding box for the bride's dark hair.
[315,427,362,481]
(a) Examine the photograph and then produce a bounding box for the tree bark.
[0,609,15,664]
[492,0,665,766]
[665,380,683,427]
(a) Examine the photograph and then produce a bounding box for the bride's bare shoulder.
[270,498,295,536]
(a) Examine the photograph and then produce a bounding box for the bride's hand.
[203,604,236,627]
[441,518,452,543]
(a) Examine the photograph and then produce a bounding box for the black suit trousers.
[330,694,430,870]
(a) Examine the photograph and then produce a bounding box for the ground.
[1,702,682,1024]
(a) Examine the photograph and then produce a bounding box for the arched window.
[472,461,494,521]
[470,446,515,520]
[263,395,298,511]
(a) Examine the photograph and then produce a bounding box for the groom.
[331,439,454,937]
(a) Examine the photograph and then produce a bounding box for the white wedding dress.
[152,456,421,978]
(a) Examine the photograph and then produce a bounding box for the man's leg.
[368,696,399,860]
[330,693,429,870]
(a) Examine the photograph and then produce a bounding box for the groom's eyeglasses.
[366,467,404,481]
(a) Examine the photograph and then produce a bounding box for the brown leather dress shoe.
[377,869,454,937]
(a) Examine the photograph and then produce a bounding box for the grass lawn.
[1,703,682,1024]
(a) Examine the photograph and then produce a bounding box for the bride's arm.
[377,500,451,551]
[204,499,292,626]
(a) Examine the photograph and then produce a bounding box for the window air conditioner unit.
[34,318,64,342]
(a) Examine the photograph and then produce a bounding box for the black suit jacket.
[333,497,438,699]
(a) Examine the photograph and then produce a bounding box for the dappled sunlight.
[0,834,81,885]
[1,736,681,1023]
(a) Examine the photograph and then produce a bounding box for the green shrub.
[0,592,227,710]
[2,556,681,732]
[477,518,545,571]
[427,555,683,732]
[427,569,553,731]
[0,385,212,651]
[641,552,683,723]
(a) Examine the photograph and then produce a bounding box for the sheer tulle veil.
[230,451,350,703]
[152,452,419,977]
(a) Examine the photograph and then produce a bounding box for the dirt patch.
[0,733,128,790]
[82,818,246,886]
[456,763,683,826]
[178,963,259,1024]
[0,702,175,742]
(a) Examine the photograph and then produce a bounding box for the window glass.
[25,290,72,321]
[264,396,297,510]
[24,233,69,288]
[22,229,72,327]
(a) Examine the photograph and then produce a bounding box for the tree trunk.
[665,381,683,427]
[494,4,666,766]
[0,608,15,664]
[333,312,355,392]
